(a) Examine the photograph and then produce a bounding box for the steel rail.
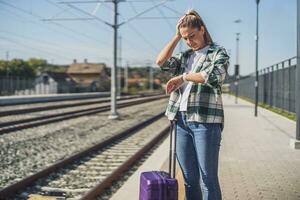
[82,124,169,200]
[0,95,166,135]
[0,94,142,117]
[0,92,163,116]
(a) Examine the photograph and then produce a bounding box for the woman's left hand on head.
[166,75,184,94]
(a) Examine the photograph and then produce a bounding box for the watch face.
[169,57,181,69]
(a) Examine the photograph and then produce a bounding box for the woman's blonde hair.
[178,10,213,45]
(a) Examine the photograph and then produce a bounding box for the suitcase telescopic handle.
[169,120,177,179]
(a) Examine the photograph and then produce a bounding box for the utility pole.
[117,36,122,97]
[234,33,240,104]
[125,62,129,93]
[291,0,300,149]
[108,0,119,119]
[297,0,300,141]
[6,51,9,78]
[149,64,153,91]
[254,0,260,117]
[6,51,10,95]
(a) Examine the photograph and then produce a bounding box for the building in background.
[35,71,76,94]
[67,59,110,92]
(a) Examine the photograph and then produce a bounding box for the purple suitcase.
[139,121,178,200]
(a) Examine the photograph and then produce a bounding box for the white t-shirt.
[179,45,209,111]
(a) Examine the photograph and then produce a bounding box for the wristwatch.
[182,72,188,82]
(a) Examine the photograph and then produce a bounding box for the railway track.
[0,95,167,135]
[0,112,169,200]
[0,93,161,114]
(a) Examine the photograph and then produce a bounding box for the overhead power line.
[128,1,138,13]
[150,0,174,32]
[58,0,173,3]
[118,0,168,26]
[0,30,110,60]
[0,36,73,61]
[162,4,182,15]
[46,0,113,34]
[52,0,172,56]
[42,17,95,21]
[0,0,110,46]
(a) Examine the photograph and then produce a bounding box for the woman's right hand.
[176,16,185,37]
[165,75,184,94]
[156,15,184,66]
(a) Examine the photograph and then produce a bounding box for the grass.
[227,92,296,121]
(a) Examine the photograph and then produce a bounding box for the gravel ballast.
[0,98,168,188]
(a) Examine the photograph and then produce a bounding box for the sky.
[0,0,297,76]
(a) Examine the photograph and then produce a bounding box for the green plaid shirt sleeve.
[202,47,229,88]
[159,53,183,76]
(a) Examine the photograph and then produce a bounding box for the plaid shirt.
[160,43,229,130]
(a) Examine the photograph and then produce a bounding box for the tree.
[0,60,8,76]
[28,58,47,72]
[7,59,35,78]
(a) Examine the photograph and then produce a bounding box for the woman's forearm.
[156,35,181,66]
[165,72,206,94]
[184,72,206,84]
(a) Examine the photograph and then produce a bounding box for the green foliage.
[27,58,69,73]
[261,104,296,121]
[0,59,35,78]
[152,67,171,83]
[128,86,139,94]
[28,58,47,70]
[0,60,8,75]
[0,58,69,78]
[230,93,296,121]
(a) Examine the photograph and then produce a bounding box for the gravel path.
[0,98,168,188]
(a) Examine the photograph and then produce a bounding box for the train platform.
[110,94,300,200]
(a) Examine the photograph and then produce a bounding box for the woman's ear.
[200,26,205,36]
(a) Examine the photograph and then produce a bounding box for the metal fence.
[0,76,37,96]
[0,76,76,96]
[229,56,297,113]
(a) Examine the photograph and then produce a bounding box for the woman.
[156,10,229,200]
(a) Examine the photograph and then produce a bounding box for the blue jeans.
[175,112,222,200]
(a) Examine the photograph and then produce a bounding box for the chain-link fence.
[229,56,297,113]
